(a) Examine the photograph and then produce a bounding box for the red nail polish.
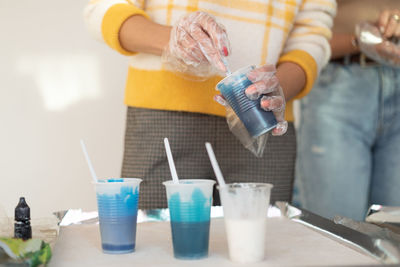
[223,46,228,57]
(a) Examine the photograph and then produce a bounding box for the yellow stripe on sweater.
[291,27,332,39]
[146,4,295,25]
[304,0,336,9]
[124,68,225,116]
[187,0,199,12]
[280,0,296,51]
[260,2,274,65]
[201,0,269,14]
[166,0,174,25]
[205,9,287,31]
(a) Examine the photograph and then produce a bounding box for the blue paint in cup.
[217,65,277,137]
[95,178,142,254]
[163,179,215,259]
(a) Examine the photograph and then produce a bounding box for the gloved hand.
[355,9,400,67]
[214,64,287,157]
[162,11,230,79]
[377,9,400,40]
[244,64,288,136]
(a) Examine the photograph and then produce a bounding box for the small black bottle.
[14,197,32,240]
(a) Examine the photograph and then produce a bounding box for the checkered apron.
[121,107,296,209]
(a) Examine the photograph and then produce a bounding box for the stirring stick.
[221,46,231,75]
[80,139,98,183]
[164,138,179,184]
[205,142,226,187]
[221,56,232,76]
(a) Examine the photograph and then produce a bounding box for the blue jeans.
[293,62,400,221]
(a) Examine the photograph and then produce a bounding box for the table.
[50,217,379,266]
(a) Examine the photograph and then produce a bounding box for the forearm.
[330,33,360,59]
[276,62,306,101]
[119,15,172,55]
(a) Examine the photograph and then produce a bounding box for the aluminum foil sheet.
[276,202,400,264]
[366,205,400,234]
[56,203,400,264]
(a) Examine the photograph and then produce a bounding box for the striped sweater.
[84,0,336,121]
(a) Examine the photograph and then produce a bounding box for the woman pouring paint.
[84,0,336,209]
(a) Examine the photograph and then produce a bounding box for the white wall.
[0,1,128,218]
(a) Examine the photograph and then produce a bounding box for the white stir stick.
[80,139,98,183]
[205,142,226,187]
[164,138,179,184]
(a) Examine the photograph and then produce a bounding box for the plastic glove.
[355,21,400,67]
[214,64,287,156]
[244,64,288,136]
[162,11,230,79]
[377,9,400,40]
[214,97,269,158]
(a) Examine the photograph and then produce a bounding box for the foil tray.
[55,203,400,264]
[276,202,400,264]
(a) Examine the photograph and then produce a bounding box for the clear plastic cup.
[216,65,277,137]
[94,178,142,254]
[163,179,216,260]
[218,183,273,263]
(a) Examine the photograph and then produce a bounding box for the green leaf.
[0,238,52,266]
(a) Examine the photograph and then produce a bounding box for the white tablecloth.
[50,217,379,266]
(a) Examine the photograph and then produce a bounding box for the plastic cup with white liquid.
[218,183,273,263]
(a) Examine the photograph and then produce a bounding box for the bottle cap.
[15,197,30,221]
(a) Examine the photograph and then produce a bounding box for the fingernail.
[276,121,288,135]
[261,99,270,110]
[272,126,285,136]
[222,46,228,57]
[245,85,255,93]
[213,95,226,106]
[380,26,385,33]
[272,129,283,136]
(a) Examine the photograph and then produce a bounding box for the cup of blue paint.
[163,179,215,259]
[216,65,278,137]
[94,178,142,254]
